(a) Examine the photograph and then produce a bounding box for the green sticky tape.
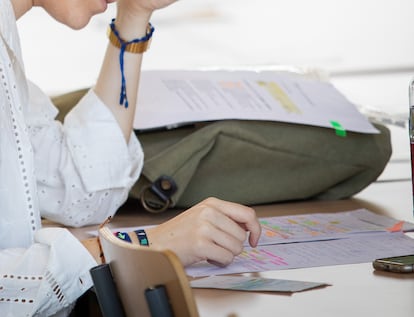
[330,120,347,137]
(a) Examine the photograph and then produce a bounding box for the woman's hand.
[116,0,178,22]
[145,197,262,267]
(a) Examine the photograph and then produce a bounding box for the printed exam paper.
[185,209,414,277]
[134,70,378,133]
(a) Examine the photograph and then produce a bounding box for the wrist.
[107,17,154,108]
[107,19,154,54]
[114,13,152,40]
[144,227,156,247]
[115,230,151,247]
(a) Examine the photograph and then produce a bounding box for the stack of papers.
[134,70,378,134]
[103,208,414,293]
[185,209,414,277]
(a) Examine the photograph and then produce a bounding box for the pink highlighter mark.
[259,249,288,266]
[387,221,404,232]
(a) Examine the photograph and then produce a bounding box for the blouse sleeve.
[0,227,96,317]
[26,82,144,227]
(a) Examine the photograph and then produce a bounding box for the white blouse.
[0,0,144,316]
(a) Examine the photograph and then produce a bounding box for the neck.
[11,0,34,20]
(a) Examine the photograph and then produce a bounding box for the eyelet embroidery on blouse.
[0,64,37,232]
[0,274,40,304]
[45,271,67,306]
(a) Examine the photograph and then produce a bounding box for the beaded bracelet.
[108,18,155,108]
[114,231,132,243]
[114,230,149,247]
[134,229,149,247]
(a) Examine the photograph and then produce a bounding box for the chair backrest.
[98,226,199,317]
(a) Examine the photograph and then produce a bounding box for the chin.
[63,14,94,30]
[67,20,90,30]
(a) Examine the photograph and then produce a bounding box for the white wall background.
[17,0,414,94]
[16,0,414,165]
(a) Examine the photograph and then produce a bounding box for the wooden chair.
[97,226,199,317]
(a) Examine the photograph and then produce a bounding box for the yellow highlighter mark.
[257,81,301,114]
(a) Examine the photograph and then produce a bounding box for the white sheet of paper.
[91,209,414,279]
[254,208,414,246]
[186,232,414,277]
[134,70,378,133]
[190,275,329,293]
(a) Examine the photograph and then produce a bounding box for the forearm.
[94,10,152,141]
[82,228,148,265]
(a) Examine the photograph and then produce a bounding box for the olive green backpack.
[53,89,392,213]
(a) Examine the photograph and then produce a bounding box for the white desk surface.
[66,178,414,317]
[194,261,414,317]
[192,180,414,317]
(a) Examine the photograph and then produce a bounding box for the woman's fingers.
[199,197,262,247]
[146,197,262,267]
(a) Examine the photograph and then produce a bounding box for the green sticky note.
[330,121,347,137]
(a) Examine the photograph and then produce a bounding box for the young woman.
[0,0,261,315]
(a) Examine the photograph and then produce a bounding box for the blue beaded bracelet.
[108,18,155,108]
[135,229,149,247]
[114,231,132,243]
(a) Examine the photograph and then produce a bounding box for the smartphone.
[372,254,414,273]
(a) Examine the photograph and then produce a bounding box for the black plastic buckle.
[140,175,178,213]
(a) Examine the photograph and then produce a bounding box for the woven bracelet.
[108,18,154,108]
